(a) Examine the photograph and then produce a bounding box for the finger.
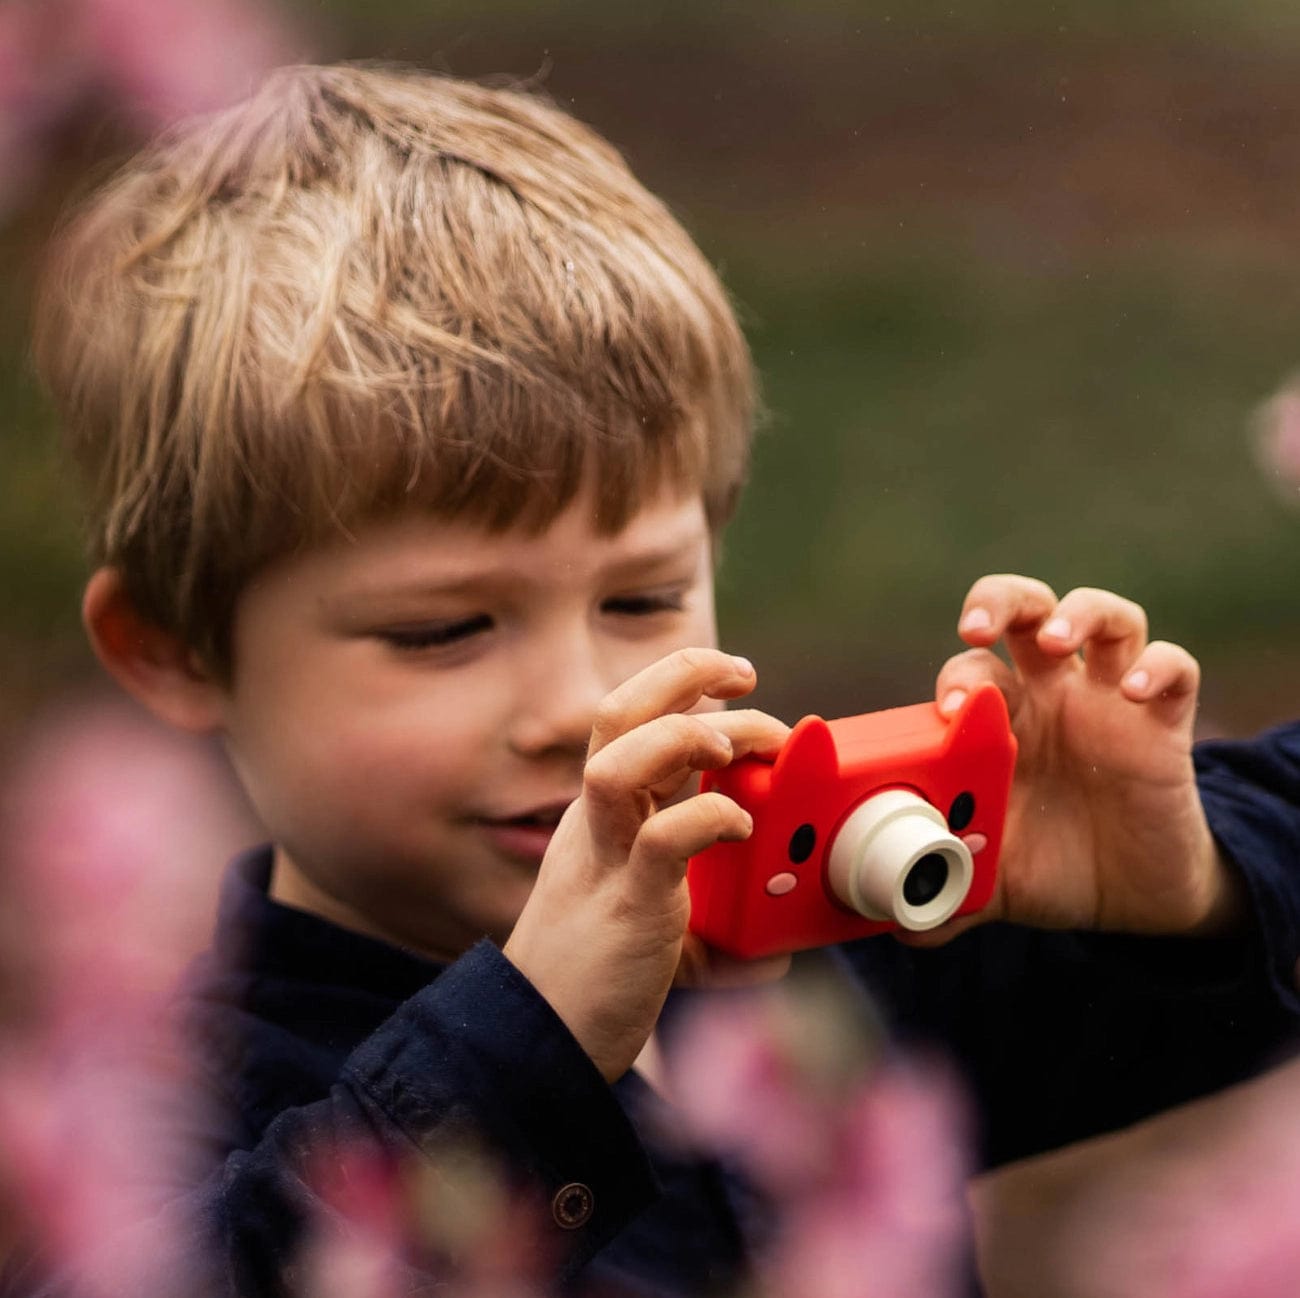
[694,708,791,760]
[934,647,1021,719]
[1043,587,1148,686]
[588,648,756,759]
[584,714,737,845]
[957,574,1066,681]
[630,791,753,883]
[1119,640,1201,730]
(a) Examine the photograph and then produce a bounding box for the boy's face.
[214,487,720,962]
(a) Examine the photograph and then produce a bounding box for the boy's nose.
[506,641,613,760]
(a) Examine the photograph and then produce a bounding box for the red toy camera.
[686,683,1017,959]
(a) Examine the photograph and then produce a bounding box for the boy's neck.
[267,847,416,955]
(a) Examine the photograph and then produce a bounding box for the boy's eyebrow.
[325,531,710,611]
[597,534,712,582]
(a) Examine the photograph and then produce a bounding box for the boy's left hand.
[916,574,1245,943]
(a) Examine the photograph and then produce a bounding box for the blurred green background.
[4,0,1300,747]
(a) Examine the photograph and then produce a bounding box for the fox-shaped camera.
[686,683,1017,960]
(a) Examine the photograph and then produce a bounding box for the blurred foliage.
[3,0,1300,737]
[718,241,1300,725]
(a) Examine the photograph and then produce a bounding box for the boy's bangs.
[290,354,727,545]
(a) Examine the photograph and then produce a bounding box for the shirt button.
[551,1182,594,1229]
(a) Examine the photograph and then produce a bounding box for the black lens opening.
[903,852,949,907]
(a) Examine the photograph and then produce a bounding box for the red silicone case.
[686,683,1017,959]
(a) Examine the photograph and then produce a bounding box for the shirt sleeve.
[1194,719,1300,1018]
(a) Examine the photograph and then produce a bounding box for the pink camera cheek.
[765,872,799,896]
[961,833,988,855]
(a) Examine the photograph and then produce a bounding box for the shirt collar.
[212,845,445,1002]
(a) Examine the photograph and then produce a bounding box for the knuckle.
[1151,639,1200,678]
[986,573,1057,607]
[941,646,1001,680]
[1070,585,1144,621]
[680,712,728,752]
[582,748,623,799]
[1023,576,1058,603]
[965,573,1011,604]
[591,694,625,738]
[658,712,703,750]
[674,645,724,678]
[634,812,676,858]
[702,791,742,834]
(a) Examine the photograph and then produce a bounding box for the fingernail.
[960,607,992,633]
[724,809,754,842]
[1125,669,1151,695]
[940,688,967,716]
[731,655,754,675]
[1043,617,1072,641]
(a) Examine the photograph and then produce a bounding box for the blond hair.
[33,63,756,675]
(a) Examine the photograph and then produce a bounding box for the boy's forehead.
[313,492,711,597]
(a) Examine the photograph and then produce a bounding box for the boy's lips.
[476,800,575,863]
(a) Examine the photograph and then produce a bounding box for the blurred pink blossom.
[298,1145,410,1298]
[300,1136,551,1298]
[1065,1063,1300,1298]
[2,695,257,1012]
[667,978,973,1298]
[972,1059,1300,1298]
[81,0,301,127]
[1253,380,1300,504]
[0,0,303,215]
[0,696,257,1296]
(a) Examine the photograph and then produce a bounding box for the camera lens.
[827,789,975,929]
[903,852,949,907]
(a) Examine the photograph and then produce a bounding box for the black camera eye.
[788,823,817,864]
[947,792,976,831]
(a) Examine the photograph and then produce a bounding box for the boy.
[26,63,1300,1296]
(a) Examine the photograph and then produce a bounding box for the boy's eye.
[603,590,687,617]
[379,614,493,650]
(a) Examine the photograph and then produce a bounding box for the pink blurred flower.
[769,1064,973,1298]
[1065,1064,1300,1298]
[299,1136,551,1298]
[2,695,256,1014]
[973,1060,1300,1298]
[667,977,973,1298]
[0,696,257,1297]
[81,0,302,128]
[0,0,303,215]
[1253,380,1300,504]
[298,1145,411,1298]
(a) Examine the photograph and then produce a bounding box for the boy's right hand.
[502,648,790,1083]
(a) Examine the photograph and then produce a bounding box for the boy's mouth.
[485,801,573,829]
[477,801,574,863]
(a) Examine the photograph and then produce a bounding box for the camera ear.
[771,715,839,788]
[942,681,1011,750]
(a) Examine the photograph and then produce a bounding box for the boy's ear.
[82,567,226,734]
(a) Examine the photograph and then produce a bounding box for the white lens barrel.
[826,788,973,931]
